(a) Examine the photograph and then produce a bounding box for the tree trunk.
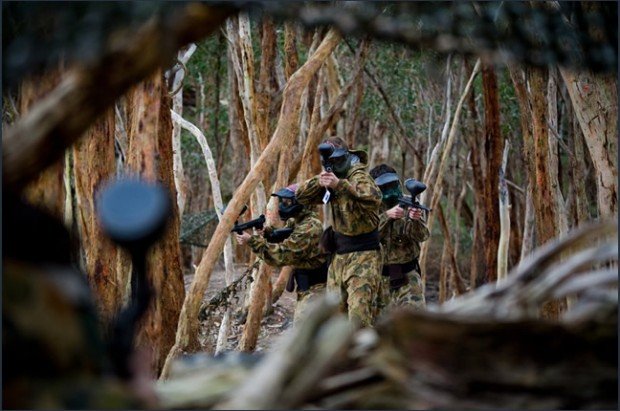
[547,67,568,237]
[126,71,185,376]
[72,108,120,322]
[162,28,342,375]
[19,71,65,221]
[437,203,466,297]
[464,59,486,289]
[170,44,197,218]
[481,64,503,284]
[230,12,278,352]
[170,110,235,355]
[497,142,511,282]
[527,66,566,320]
[420,59,480,280]
[520,186,537,261]
[559,68,617,218]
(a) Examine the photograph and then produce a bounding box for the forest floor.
[184,261,440,354]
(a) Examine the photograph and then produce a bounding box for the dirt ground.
[184,260,440,354]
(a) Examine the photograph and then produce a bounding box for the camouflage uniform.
[296,150,383,327]
[3,260,139,409]
[3,195,144,409]
[378,205,430,310]
[247,209,327,325]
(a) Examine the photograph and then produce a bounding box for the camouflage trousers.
[293,283,326,326]
[378,269,426,311]
[326,250,382,327]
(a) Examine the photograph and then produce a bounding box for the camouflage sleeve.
[378,212,391,237]
[406,218,430,243]
[334,171,382,212]
[247,227,317,267]
[295,176,325,205]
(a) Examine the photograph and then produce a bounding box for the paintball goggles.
[398,178,431,214]
[264,227,294,243]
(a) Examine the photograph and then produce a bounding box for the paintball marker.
[318,143,335,172]
[398,178,431,215]
[232,214,266,234]
[264,227,294,243]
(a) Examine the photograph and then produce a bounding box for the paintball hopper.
[404,178,427,198]
[399,178,431,213]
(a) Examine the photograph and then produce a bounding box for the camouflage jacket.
[296,150,382,236]
[247,209,327,269]
[378,205,430,265]
[3,260,139,409]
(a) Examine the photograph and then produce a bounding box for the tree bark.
[547,66,568,236]
[464,59,486,289]
[480,64,503,284]
[170,44,197,217]
[162,28,342,374]
[72,109,120,322]
[527,66,566,320]
[497,142,511,282]
[126,72,185,376]
[559,68,617,218]
[19,71,66,220]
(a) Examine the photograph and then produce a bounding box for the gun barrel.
[232,214,266,233]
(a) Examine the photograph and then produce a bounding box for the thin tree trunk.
[520,186,536,261]
[352,43,426,167]
[420,59,481,280]
[345,67,365,147]
[559,68,617,218]
[497,142,511,282]
[170,43,197,217]
[527,66,565,320]
[547,66,568,236]
[481,64,503,284]
[162,28,342,374]
[126,71,185,376]
[170,111,235,355]
[296,40,369,183]
[569,114,589,226]
[232,13,277,351]
[437,203,467,297]
[464,59,486,289]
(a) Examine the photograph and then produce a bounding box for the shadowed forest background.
[2,1,618,409]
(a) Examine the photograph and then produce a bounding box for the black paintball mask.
[272,184,304,221]
[328,147,352,178]
[374,172,402,207]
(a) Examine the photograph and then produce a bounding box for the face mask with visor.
[374,172,402,207]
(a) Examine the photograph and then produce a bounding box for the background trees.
[3,1,616,378]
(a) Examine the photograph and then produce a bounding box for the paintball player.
[296,137,383,327]
[370,164,430,309]
[234,184,329,325]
